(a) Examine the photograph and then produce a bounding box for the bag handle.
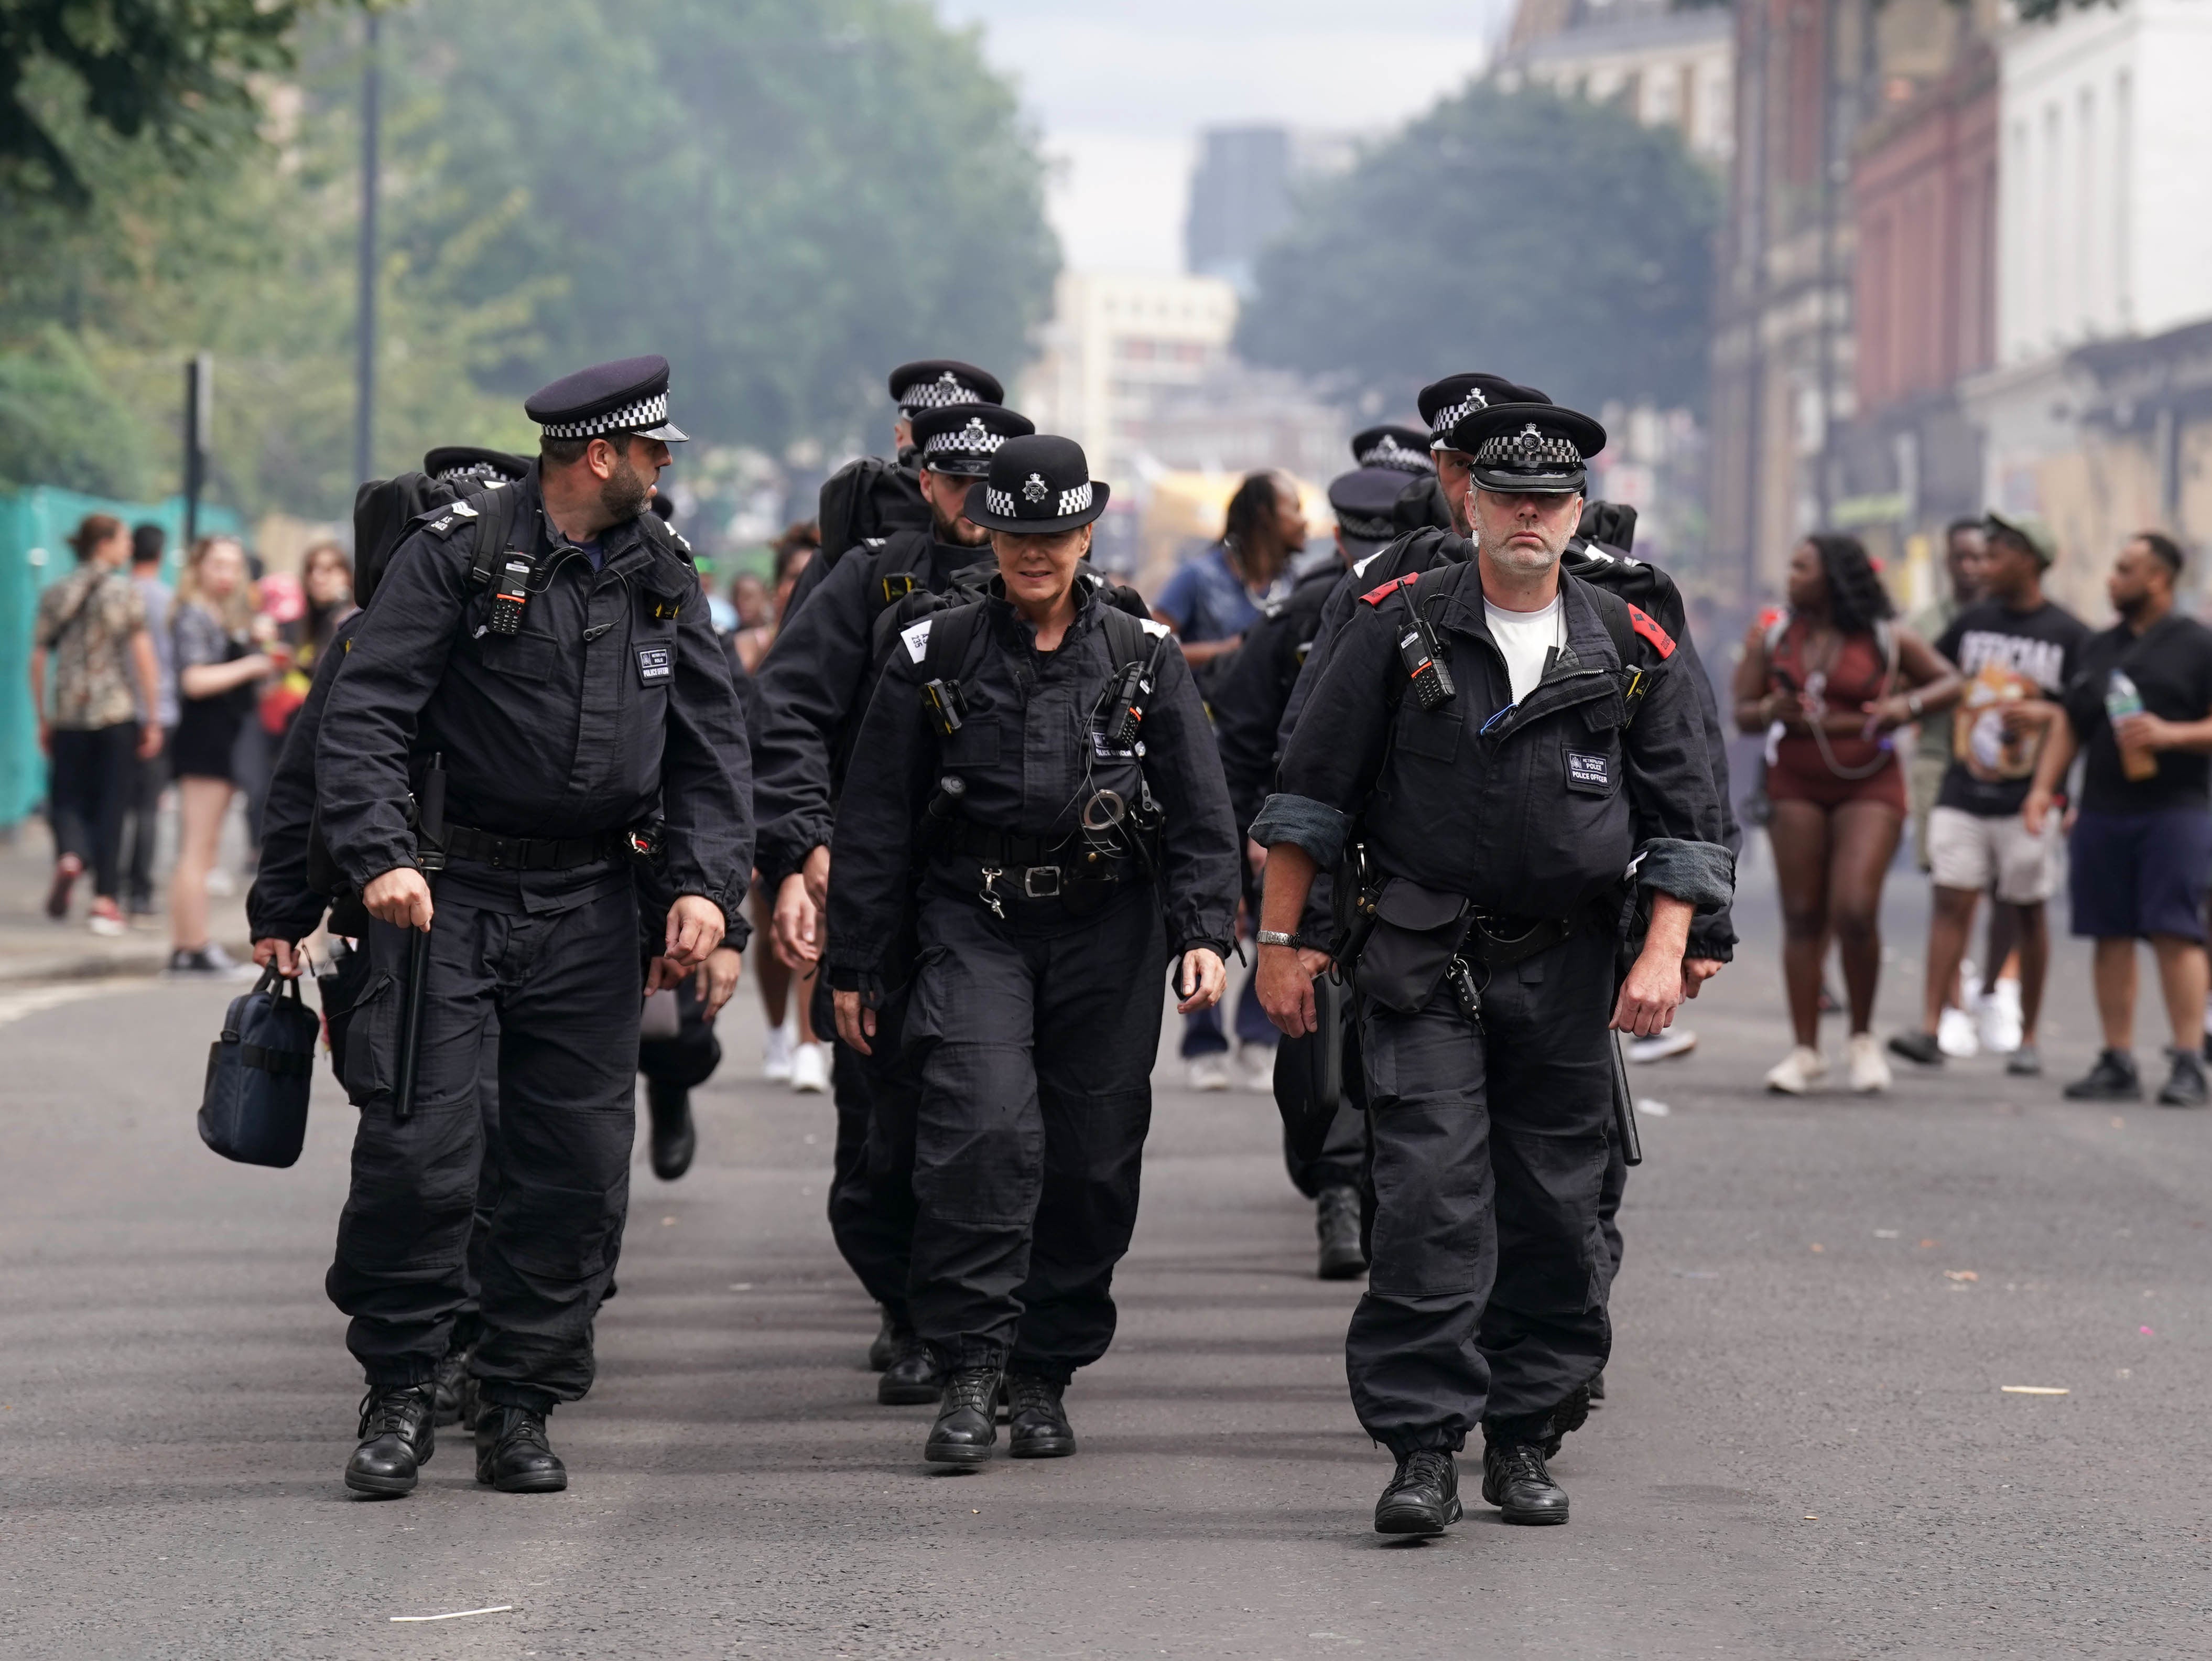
[221,962,299,1043]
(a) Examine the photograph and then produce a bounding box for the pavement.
[0,814,251,982]
[2,850,2208,1658]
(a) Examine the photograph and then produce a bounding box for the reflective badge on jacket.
[636,645,673,685]
[1566,750,1611,791]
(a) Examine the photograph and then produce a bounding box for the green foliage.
[1234,83,1720,418]
[0,0,340,205]
[0,325,153,494]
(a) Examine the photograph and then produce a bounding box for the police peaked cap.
[1418,373,1551,451]
[1328,467,1413,546]
[889,359,1004,414]
[525,354,688,443]
[1350,425,1435,475]
[422,445,529,486]
[1449,402,1607,495]
[911,402,1035,478]
[963,434,1111,534]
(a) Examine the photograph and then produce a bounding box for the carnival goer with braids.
[1736,533,1959,1095]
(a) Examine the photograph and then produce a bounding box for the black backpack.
[817,455,930,567]
[352,472,528,608]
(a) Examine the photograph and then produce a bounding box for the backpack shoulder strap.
[916,595,988,682]
[463,483,524,589]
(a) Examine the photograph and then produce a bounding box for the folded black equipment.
[199,964,320,1168]
[1273,968,1348,1163]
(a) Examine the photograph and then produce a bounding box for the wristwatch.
[1256,930,1299,948]
[1906,689,1925,717]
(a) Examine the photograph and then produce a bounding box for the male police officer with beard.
[1251,403,1731,1537]
[754,400,1034,1401]
[317,356,751,1498]
[827,434,1239,1469]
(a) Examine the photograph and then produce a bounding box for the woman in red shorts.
[1736,534,1958,1095]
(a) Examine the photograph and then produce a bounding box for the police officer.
[316,356,752,1498]
[826,434,1239,1468]
[753,400,1034,1400]
[1251,403,1732,1536]
[1210,453,1411,1279]
[797,360,1006,611]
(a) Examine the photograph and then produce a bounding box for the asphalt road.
[3,859,2208,1659]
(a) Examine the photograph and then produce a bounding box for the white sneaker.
[205,868,236,898]
[1936,1005,1981,1059]
[1978,977,2023,1055]
[1629,1029,1698,1063]
[1764,1046,1827,1095]
[790,1042,830,1094]
[763,1020,795,1082]
[1187,1054,1232,1092]
[1242,1044,1277,1092]
[1847,1031,1891,1094]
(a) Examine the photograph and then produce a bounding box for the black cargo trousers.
[902,862,1165,1384]
[812,969,921,1329]
[1349,923,1616,1455]
[327,864,641,1412]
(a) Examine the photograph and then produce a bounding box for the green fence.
[0,488,243,828]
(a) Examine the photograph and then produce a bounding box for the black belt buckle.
[1022,866,1061,899]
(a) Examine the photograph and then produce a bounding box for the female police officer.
[827,433,1240,1469]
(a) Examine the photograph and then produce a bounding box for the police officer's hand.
[802,845,831,912]
[774,871,820,969]
[1682,957,1723,999]
[252,937,302,977]
[363,867,434,932]
[833,989,875,1055]
[1175,948,1228,1015]
[1614,893,1694,1037]
[1256,944,1331,1036]
[696,945,743,1017]
[663,894,725,973]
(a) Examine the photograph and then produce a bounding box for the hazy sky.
[936,0,1517,274]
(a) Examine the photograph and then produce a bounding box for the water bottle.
[2106,670,2157,781]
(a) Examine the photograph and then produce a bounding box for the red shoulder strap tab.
[1627,602,1675,660]
[1360,573,1417,607]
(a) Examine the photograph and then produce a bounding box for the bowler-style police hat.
[1418,373,1550,452]
[525,355,688,444]
[911,403,1035,478]
[1328,467,1410,552]
[1448,402,1607,496]
[889,360,1004,416]
[962,434,1111,534]
[422,446,529,486]
[1350,425,1434,476]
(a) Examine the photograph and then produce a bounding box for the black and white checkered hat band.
[1476,426,1582,469]
[540,392,670,439]
[1428,392,1488,446]
[924,423,1009,461]
[984,480,1093,519]
[1338,511,1396,540]
[898,375,985,413]
[433,461,507,483]
[1358,436,1434,473]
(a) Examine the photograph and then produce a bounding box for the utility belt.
[440,820,657,872]
[930,826,1150,922]
[1342,870,1574,1023]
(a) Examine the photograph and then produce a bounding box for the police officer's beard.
[600,457,651,524]
[931,497,990,547]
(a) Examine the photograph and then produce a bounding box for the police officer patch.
[1565,750,1610,791]
[636,645,673,685]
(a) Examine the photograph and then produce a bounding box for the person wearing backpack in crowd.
[1249,400,1732,1538]
[828,433,1240,1469]
[1734,534,1959,1095]
[315,357,751,1499]
[755,400,1034,1404]
[1151,469,1306,1092]
[28,513,166,937]
[787,360,1004,620]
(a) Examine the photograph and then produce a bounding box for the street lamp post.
[354,12,382,487]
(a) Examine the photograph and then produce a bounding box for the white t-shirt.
[1484,595,1563,705]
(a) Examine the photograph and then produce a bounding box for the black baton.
[1611,1032,1643,1167]
[394,754,447,1119]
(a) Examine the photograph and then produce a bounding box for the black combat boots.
[1482,1434,1569,1525]
[1315,1184,1367,1280]
[1374,1448,1460,1535]
[475,1404,568,1493]
[868,1306,900,1372]
[878,1329,947,1405]
[344,1382,437,1498]
[923,1367,1002,1466]
[646,1079,697,1180]
[1005,1374,1076,1459]
[431,1343,472,1428]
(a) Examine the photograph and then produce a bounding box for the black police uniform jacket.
[753,526,992,889]
[825,578,1241,987]
[1253,560,1732,925]
[317,470,753,926]
[1212,558,1341,836]
[249,610,366,945]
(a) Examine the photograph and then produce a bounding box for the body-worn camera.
[921,676,967,736]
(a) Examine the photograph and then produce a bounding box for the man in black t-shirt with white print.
[1891,511,2086,1076]
[2027,531,2212,1106]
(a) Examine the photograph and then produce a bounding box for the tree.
[1235,83,1720,420]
